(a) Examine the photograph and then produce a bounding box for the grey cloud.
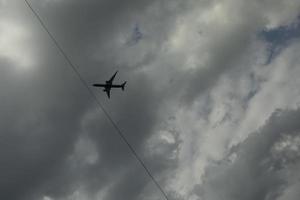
[195,108,300,200]
[0,55,90,199]
[1,0,300,200]
[181,4,267,103]
[9,1,183,199]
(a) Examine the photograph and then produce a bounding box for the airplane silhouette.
[93,71,127,98]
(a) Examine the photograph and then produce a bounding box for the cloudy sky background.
[1,0,300,199]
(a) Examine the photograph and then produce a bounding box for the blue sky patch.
[126,23,143,46]
[260,17,300,64]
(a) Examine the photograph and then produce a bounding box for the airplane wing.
[107,71,118,84]
[106,88,111,98]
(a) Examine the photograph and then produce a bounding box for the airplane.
[93,71,127,98]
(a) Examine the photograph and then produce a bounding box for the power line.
[23,1,170,200]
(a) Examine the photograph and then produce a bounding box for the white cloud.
[152,0,300,198]
[169,39,300,199]
[0,19,35,69]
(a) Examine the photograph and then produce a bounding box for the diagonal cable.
[23,1,170,200]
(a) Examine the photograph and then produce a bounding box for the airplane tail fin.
[121,81,127,91]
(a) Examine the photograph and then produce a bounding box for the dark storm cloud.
[0,0,186,199]
[2,0,300,200]
[0,52,91,199]
[29,0,204,72]
[42,73,181,200]
[195,108,300,200]
[31,0,171,58]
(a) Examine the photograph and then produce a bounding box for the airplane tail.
[121,81,127,91]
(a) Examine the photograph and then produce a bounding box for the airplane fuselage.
[93,84,124,88]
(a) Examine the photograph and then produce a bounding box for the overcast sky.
[1,0,300,200]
